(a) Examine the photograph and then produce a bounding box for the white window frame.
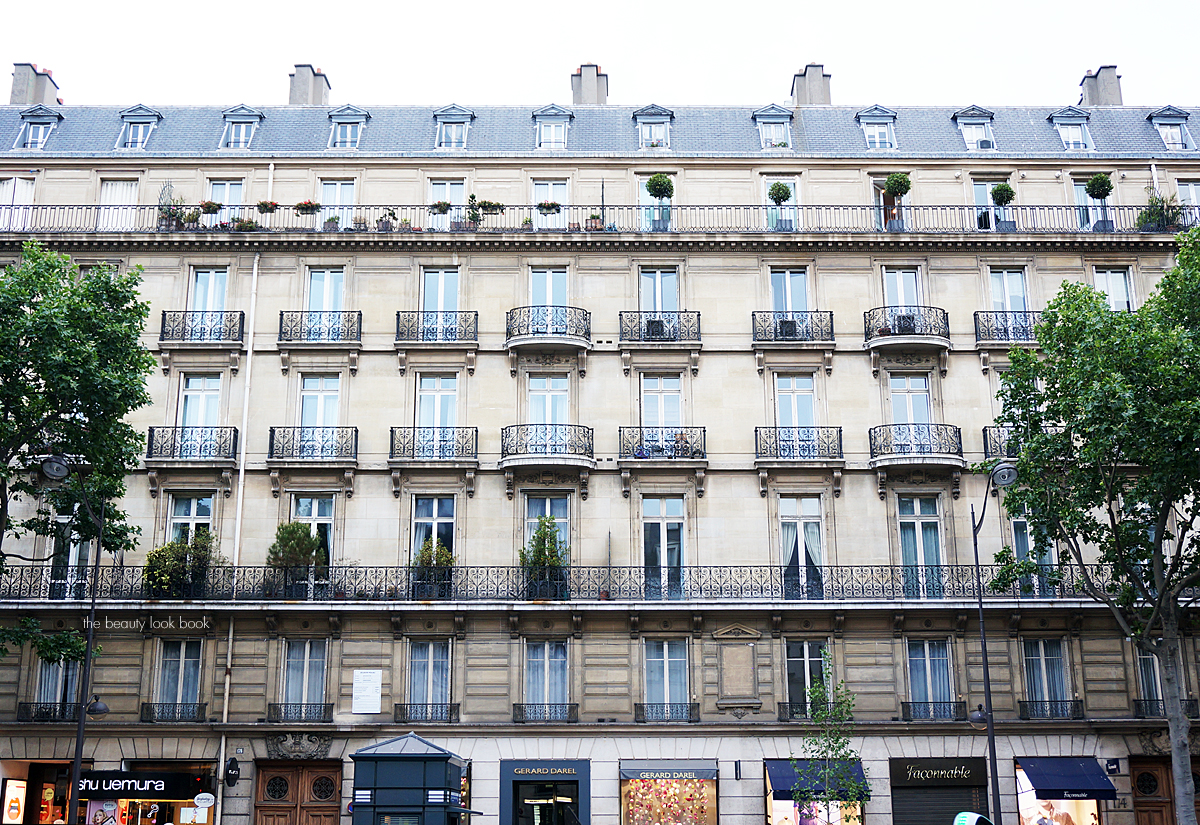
[644,638,689,704]
[906,638,954,708]
[785,638,827,705]
[536,120,569,150]
[36,659,79,704]
[758,121,792,150]
[168,494,213,544]
[1136,644,1162,703]
[990,267,1028,313]
[525,494,570,559]
[19,122,54,150]
[409,639,452,705]
[898,493,942,599]
[781,495,823,598]
[222,120,256,150]
[416,373,458,433]
[329,121,362,149]
[1056,122,1092,151]
[639,267,679,312]
[1157,123,1192,151]
[0,177,36,232]
[428,180,465,230]
[1094,267,1133,311]
[959,120,995,151]
[291,495,334,564]
[412,495,456,561]
[532,180,569,230]
[436,121,468,149]
[190,268,228,313]
[638,120,670,149]
[861,121,895,150]
[158,639,203,704]
[643,496,685,599]
[281,638,328,704]
[1022,637,1070,704]
[763,178,798,231]
[883,266,922,308]
[118,120,155,150]
[775,374,815,428]
[524,639,570,705]
[771,267,808,312]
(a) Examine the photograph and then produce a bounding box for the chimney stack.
[289,64,331,105]
[791,64,831,106]
[571,64,608,105]
[11,63,60,106]
[1079,65,1122,106]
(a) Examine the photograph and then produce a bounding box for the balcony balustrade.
[983,426,1018,459]
[975,310,1042,343]
[1134,699,1200,718]
[395,311,478,342]
[1017,700,1084,720]
[619,427,706,460]
[160,311,245,343]
[634,703,700,722]
[266,703,334,723]
[390,427,478,461]
[863,306,950,344]
[505,306,591,346]
[16,702,81,722]
[278,311,361,343]
[752,311,835,343]
[869,423,964,465]
[394,703,460,723]
[777,702,843,721]
[140,702,208,723]
[500,424,594,464]
[619,311,701,343]
[513,703,579,723]
[269,427,358,460]
[755,427,843,460]
[901,701,967,721]
[147,427,238,461]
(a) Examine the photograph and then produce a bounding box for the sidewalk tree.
[993,227,1200,825]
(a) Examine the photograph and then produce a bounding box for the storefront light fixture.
[85,695,109,721]
[968,703,987,731]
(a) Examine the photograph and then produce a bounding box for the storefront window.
[620,763,718,825]
[1016,761,1108,825]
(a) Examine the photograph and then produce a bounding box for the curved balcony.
[505,306,591,350]
[863,306,950,351]
[751,311,834,344]
[974,310,1041,344]
[499,424,595,470]
[868,423,965,470]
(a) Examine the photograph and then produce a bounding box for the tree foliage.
[266,521,325,569]
[0,241,154,566]
[0,617,91,662]
[144,528,224,597]
[994,227,1200,825]
[520,515,569,568]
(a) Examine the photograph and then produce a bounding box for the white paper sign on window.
[352,669,383,714]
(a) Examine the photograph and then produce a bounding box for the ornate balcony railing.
[869,424,963,459]
[752,311,835,342]
[619,311,701,343]
[755,427,843,460]
[17,702,81,722]
[390,427,477,460]
[975,310,1042,343]
[269,427,358,460]
[395,311,478,343]
[278,311,361,342]
[983,426,1018,459]
[147,427,238,460]
[619,427,706,459]
[500,424,594,459]
[1134,699,1200,718]
[160,310,244,343]
[0,563,1140,602]
[140,702,208,723]
[635,703,700,722]
[901,701,967,721]
[777,702,843,721]
[0,204,1177,235]
[506,306,591,343]
[1017,700,1084,720]
[267,703,334,723]
[395,703,460,723]
[863,306,950,341]
[513,703,579,723]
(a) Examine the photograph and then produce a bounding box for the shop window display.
[621,777,716,825]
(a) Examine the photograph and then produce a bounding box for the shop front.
[500,761,589,825]
[889,758,989,825]
[619,760,717,825]
[77,767,214,825]
[1015,757,1116,825]
[764,759,869,825]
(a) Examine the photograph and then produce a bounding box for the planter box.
[1092,220,1114,233]
[886,219,906,232]
[774,219,794,232]
[995,220,1017,232]
[585,219,604,231]
[451,221,479,232]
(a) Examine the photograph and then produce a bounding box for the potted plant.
[157,183,185,231]
[377,209,398,233]
[199,200,221,215]
[990,182,1017,232]
[266,521,326,598]
[1085,173,1114,232]
[352,214,369,232]
[477,199,505,216]
[767,181,794,231]
[883,172,910,231]
[1136,187,1184,233]
[181,210,201,230]
[294,199,321,215]
[399,218,413,233]
[429,200,451,215]
[586,213,604,231]
[646,173,674,231]
[143,528,224,599]
[520,217,534,232]
[411,535,455,600]
[538,201,562,215]
[257,200,279,214]
[233,218,260,232]
[323,214,341,232]
[454,194,482,231]
[520,515,570,600]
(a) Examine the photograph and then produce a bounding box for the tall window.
[645,639,688,703]
[972,181,1009,230]
[207,179,243,224]
[49,520,89,599]
[168,495,212,544]
[292,496,333,565]
[533,181,568,230]
[98,179,138,231]
[300,375,339,430]
[775,375,816,459]
[282,639,327,703]
[421,266,459,339]
[190,268,227,314]
[530,267,569,329]
[1094,268,1133,311]
[907,639,953,717]
[990,268,1028,312]
[416,374,457,457]
[639,177,672,231]
[643,497,684,600]
[883,267,920,308]
[640,268,678,313]
[331,122,361,149]
[409,640,451,708]
[1137,646,1161,703]
[786,640,827,708]
[528,375,568,433]
[308,268,344,318]
[899,495,942,598]
[782,496,823,599]
[641,375,682,456]
[179,374,220,428]
[771,268,808,312]
[412,496,455,560]
[526,496,569,556]
[159,640,202,704]
[1023,639,1068,708]
[0,177,35,232]
[437,122,467,149]
[1074,181,1107,230]
[36,660,79,704]
[320,180,355,227]
[764,178,798,231]
[890,374,931,425]
[525,640,569,705]
[1012,507,1054,595]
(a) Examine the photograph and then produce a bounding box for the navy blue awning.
[764,760,870,801]
[1017,758,1117,800]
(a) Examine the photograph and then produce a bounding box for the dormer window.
[952,106,996,151]
[533,105,573,150]
[634,105,674,150]
[856,106,898,150]
[1147,107,1194,151]
[1058,123,1089,150]
[116,105,162,150]
[124,123,151,149]
[219,105,264,150]
[752,104,793,150]
[23,123,52,149]
[433,105,474,150]
[327,105,369,150]
[14,105,62,150]
[1048,107,1092,151]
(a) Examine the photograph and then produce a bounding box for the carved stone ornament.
[520,353,575,368]
[882,353,936,369]
[265,733,334,760]
[516,471,578,486]
[712,623,762,639]
[1137,729,1200,756]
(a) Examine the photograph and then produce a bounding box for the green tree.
[266,521,326,570]
[520,515,568,568]
[993,227,1200,825]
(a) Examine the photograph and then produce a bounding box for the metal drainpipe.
[216,250,260,824]
[1151,162,1159,191]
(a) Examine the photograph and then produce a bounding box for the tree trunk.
[1156,617,1197,825]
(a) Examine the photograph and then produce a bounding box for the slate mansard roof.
[0,102,1193,159]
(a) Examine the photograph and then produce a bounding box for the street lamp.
[969,461,1018,825]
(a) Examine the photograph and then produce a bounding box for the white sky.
[5,0,1198,110]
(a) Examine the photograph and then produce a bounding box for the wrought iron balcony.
[396,311,478,343]
[140,702,208,722]
[869,424,963,460]
[147,427,238,460]
[1134,699,1200,718]
[777,702,843,721]
[17,702,81,722]
[160,310,245,343]
[267,703,334,723]
[635,703,700,722]
[863,306,950,342]
[394,703,460,723]
[983,426,1019,459]
[390,427,478,461]
[513,703,579,723]
[752,311,835,342]
[975,310,1042,343]
[500,424,594,460]
[755,427,843,460]
[278,311,361,343]
[619,311,701,343]
[505,306,591,345]
[1017,700,1084,720]
[619,427,706,459]
[901,701,967,721]
[269,427,358,460]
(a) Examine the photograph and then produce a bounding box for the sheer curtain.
[410,643,430,704]
[803,520,823,597]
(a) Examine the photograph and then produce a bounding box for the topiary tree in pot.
[411,535,455,599]
[520,515,570,600]
[1085,173,1115,232]
[265,521,325,597]
[645,174,674,231]
[882,173,910,231]
[990,182,1017,231]
[767,181,795,231]
[144,528,223,598]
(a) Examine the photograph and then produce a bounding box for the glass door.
[416,375,457,458]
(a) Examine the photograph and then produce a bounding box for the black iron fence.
[513,703,579,723]
[863,305,950,341]
[16,702,81,722]
[901,701,967,721]
[500,424,594,459]
[1133,699,1200,718]
[751,311,835,342]
[266,703,334,723]
[619,311,701,342]
[390,427,478,460]
[395,311,478,342]
[619,427,706,459]
[140,702,208,722]
[974,310,1042,343]
[269,427,358,460]
[505,306,591,342]
[147,427,238,460]
[755,427,843,460]
[0,563,1131,602]
[160,311,245,342]
[1017,700,1084,720]
[0,204,1179,235]
[635,703,700,722]
[394,703,460,723]
[983,426,1018,459]
[777,702,843,721]
[278,311,361,342]
[869,423,963,459]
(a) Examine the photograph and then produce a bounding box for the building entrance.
[253,763,341,825]
[514,782,580,825]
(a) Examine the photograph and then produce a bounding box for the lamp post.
[38,455,110,825]
[967,461,1018,825]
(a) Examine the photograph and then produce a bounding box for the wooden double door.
[254,763,341,825]
[1131,758,1200,825]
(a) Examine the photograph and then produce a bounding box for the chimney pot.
[571,63,608,105]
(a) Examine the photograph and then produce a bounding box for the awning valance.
[619,760,719,780]
[764,759,870,801]
[1017,758,1117,800]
